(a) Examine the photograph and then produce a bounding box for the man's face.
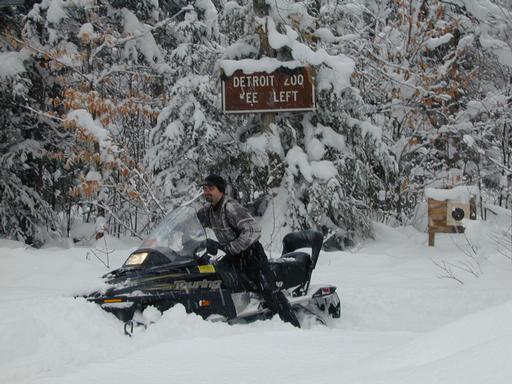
[203,183,223,204]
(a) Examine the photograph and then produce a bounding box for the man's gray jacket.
[197,196,261,256]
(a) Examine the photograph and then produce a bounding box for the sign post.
[221,66,315,114]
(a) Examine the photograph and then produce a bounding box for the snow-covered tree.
[16,0,175,237]
[1,0,510,248]
[0,9,69,244]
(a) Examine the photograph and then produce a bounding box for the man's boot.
[272,290,301,328]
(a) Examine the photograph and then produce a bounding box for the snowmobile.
[85,206,341,333]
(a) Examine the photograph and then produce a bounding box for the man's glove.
[207,241,233,263]
[197,253,211,265]
[205,239,219,255]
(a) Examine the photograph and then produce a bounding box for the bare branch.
[83,200,143,239]
[132,168,166,216]
[17,104,64,122]
[103,6,192,48]
[432,258,465,284]
[11,37,91,84]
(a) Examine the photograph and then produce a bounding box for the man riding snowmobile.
[197,174,301,328]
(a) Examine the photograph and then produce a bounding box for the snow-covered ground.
[1,218,512,384]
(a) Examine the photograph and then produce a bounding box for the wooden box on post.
[427,197,477,246]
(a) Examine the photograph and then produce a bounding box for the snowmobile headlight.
[125,252,149,266]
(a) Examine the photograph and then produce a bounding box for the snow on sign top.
[425,186,479,203]
[219,58,303,77]
[220,59,315,114]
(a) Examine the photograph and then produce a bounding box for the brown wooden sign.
[221,66,315,113]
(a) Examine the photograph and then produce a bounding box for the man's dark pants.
[232,242,300,328]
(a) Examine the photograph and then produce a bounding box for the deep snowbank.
[1,220,512,384]
[339,300,512,383]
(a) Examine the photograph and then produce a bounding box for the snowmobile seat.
[269,251,312,289]
[270,229,323,291]
[279,251,311,267]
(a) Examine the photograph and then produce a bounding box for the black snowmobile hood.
[88,255,220,298]
[103,247,197,282]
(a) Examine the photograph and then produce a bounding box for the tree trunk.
[253,0,275,133]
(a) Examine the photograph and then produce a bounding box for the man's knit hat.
[204,174,226,193]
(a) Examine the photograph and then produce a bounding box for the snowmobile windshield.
[139,206,206,262]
